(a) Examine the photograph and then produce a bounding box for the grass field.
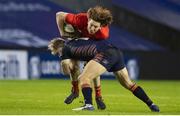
[0,79,180,115]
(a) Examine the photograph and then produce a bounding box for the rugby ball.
[64,23,75,33]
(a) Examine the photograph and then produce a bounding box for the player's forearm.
[56,12,67,36]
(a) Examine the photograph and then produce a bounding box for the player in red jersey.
[55,6,113,109]
[56,6,111,40]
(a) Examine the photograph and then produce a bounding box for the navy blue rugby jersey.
[61,39,115,61]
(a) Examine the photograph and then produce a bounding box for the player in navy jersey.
[48,38,160,112]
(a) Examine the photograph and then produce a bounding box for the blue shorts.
[93,48,125,72]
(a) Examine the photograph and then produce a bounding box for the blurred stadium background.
[0,0,180,114]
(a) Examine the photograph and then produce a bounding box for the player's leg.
[63,60,106,106]
[83,61,106,109]
[113,67,160,112]
[93,77,106,110]
[73,60,107,111]
[61,59,80,104]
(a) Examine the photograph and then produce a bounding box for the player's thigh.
[61,59,73,74]
[113,67,134,89]
[79,60,106,80]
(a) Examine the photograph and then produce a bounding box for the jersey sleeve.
[65,13,79,27]
[61,47,70,60]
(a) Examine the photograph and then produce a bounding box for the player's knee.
[62,67,71,75]
[129,83,138,92]
[120,80,134,90]
[71,64,80,74]
[79,75,91,86]
[61,60,71,75]
[125,82,136,90]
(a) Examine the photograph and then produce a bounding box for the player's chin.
[89,31,92,34]
[90,31,96,34]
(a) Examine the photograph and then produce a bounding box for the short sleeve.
[61,47,70,60]
[65,13,78,26]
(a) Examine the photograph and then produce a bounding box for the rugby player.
[48,38,160,112]
[55,6,113,109]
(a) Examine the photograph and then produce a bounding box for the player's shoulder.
[76,13,87,17]
[76,13,87,20]
[74,13,88,26]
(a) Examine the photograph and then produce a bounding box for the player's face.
[87,19,101,34]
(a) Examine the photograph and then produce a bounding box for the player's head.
[48,37,65,56]
[87,6,113,34]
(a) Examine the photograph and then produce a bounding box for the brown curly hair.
[87,6,113,26]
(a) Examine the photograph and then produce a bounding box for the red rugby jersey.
[65,13,109,40]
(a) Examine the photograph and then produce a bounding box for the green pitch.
[0,79,180,115]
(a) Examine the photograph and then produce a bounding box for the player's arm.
[56,12,80,39]
[56,11,69,37]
